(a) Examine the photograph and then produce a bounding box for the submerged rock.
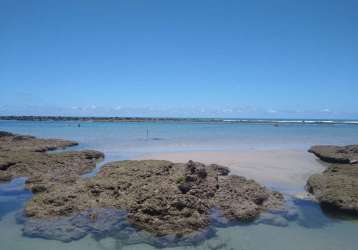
[21,208,128,242]
[255,213,289,227]
[307,145,358,215]
[23,217,88,242]
[205,237,227,250]
[25,160,284,237]
[20,207,216,247]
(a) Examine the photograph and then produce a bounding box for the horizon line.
[1,115,358,122]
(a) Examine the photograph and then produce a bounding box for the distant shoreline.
[1,115,358,125]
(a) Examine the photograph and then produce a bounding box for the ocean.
[0,119,358,250]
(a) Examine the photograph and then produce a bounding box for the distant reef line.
[0,116,357,125]
[0,116,184,122]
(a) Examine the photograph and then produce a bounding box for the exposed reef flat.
[307,145,358,215]
[25,160,284,236]
[0,131,104,190]
[0,131,78,152]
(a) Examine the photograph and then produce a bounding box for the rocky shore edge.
[24,160,284,234]
[0,131,104,190]
[307,145,358,215]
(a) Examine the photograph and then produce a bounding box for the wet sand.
[138,149,326,193]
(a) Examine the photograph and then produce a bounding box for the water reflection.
[0,178,32,220]
[9,197,353,249]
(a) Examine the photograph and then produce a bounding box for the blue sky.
[0,0,357,118]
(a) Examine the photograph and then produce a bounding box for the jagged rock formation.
[25,160,284,236]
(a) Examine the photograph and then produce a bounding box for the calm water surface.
[0,120,358,250]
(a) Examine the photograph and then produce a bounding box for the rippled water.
[1,120,358,250]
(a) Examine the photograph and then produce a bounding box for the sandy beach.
[138,149,326,193]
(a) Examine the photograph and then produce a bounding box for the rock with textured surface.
[25,160,284,237]
[309,145,358,164]
[0,131,104,189]
[308,145,358,215]
[1,150,104,188]
[214,175,284,222]
[0,131,78,152]
[306,164,358,214]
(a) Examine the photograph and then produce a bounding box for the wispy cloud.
[1,104,358,119]
[267,109,278,114]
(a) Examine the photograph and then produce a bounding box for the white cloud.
[2,104,358,119]
[267,109,278,114]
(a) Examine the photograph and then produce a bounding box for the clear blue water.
[1,120,358,250]
[1,120,358,159]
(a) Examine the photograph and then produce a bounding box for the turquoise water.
[1,120,358,250]
[1,120,358,159]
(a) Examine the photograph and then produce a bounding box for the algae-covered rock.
[0,131,104,189]
[309,145,358,164]
[25,160,284,236]
[308,145,358,215]
[306,164,358,214]
[0,131,78,152]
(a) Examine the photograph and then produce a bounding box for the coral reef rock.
[25,160,284,236]
[308,145,358,215]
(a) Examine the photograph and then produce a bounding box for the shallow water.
[1,120,358,250]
